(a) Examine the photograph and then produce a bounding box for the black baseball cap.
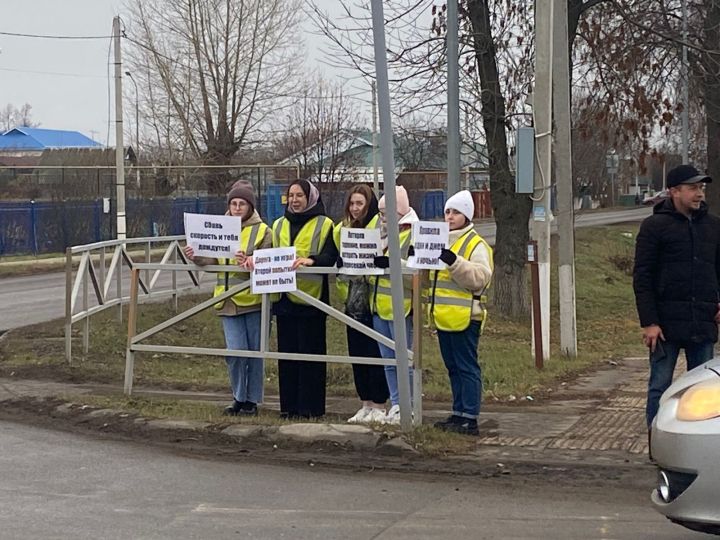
[667,164,712,188]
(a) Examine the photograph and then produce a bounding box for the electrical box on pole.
[515,127,535,194]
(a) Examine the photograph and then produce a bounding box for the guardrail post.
[172,244,178,312]
[124,267,140,395]
[64,247,73,363]
[83,257,90,354]
[412,272,423,424]
[145,241,151,287]
[117,248,123,323]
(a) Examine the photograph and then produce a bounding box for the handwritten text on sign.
[251,247,297,294]
[407,221,449,270]
[339,228,383,275]
[184,213,242,259]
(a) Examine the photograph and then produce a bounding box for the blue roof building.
[0,127,101,151]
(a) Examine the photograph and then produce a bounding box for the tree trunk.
[466,0,532,319]
[703,1,720,210]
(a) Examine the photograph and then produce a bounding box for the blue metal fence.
[0,188,446,256]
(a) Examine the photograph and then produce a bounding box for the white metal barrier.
[124,263,424,427]
[64,236,204,363]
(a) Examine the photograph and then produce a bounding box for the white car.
[651,358,720,535]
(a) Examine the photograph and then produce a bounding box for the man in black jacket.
[633,164,720,430]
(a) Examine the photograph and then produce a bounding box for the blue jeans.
[646,340,714,427]
[373,315,413,407]
[438,321,482,419]
[222,311,263,404]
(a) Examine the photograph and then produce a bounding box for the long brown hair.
[343,184,377,228]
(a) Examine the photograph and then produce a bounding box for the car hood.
[660,358,720,405]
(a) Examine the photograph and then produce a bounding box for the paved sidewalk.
[0,355,654,472]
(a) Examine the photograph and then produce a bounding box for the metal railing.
[124,263,424,427]
[64,235,204,362]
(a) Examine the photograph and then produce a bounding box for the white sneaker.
[384,404,401,425]
[363,408,387,424]
[347,406,371,424]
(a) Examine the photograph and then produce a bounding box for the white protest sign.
[184,213,242,259]
[339,228,383,275]
[407,221,449,270]
[251,247,297,294]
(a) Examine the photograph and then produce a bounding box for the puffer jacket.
[633,198,720,343]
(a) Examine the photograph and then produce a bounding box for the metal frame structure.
[123,264,424,426]
[64,235,203,363]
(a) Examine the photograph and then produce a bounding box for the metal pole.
[553,0,577,358]
[124,268,140,395]
[64,248,73,363]
[529,242,544,370]
[681,0,689,162]
[370,0,413,432]
[447,0,461,195]
[113,16,127,240]
[532,0,553,362]
[372,80,380,196]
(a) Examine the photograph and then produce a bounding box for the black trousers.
[276,315,327,418]
[347,317,389,405]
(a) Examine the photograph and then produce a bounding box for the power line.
[0,66,105,78]
[0,30,112,40]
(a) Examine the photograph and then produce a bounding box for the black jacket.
[633,198,720,343]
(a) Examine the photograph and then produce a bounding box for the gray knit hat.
[226,180,256,210]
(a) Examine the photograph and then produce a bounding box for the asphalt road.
[0,207,651,332]
[0,419,706,540]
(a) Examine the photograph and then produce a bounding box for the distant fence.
[0,165,492,255]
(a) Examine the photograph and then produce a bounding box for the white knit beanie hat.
[444,190,474,222]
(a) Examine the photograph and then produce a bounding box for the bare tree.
[274,76,365,182]
[0,103,40,131]
[125,0,304,192]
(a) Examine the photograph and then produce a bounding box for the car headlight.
[677,380,720,421]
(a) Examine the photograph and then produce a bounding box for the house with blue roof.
[0,127,101,152]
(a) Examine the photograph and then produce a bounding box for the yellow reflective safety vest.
[428,229,494,332]
[370,227,413,320]
[214,222,269,309]
[333,214,380,304]
[272,215,333,305]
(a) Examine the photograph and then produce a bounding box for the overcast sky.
[0,0,362,146]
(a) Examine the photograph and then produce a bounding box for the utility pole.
[371,80,379,196]
[447,0,461,195]
[370,0,413,432]
[681,0,689,162]
[553,0,577,357]
[113,16,126,240]
[532,0,553,362]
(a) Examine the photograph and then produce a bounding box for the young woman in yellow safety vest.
[268,179,336,419]
[183,180,271,417]
[370,186,419,425]
[429,190,493,436]
[334,184,389,424]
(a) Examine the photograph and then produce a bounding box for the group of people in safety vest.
[184,178,493,436]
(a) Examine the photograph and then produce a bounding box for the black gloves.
[439,248,457,265]
[407,245,415,257]
[336,256,344,268]
[373,255,390,269]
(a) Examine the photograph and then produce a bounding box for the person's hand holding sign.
[183,245,195,262]
[234,249,247,267]
[292,257,314,269]
[244,256,255,271]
